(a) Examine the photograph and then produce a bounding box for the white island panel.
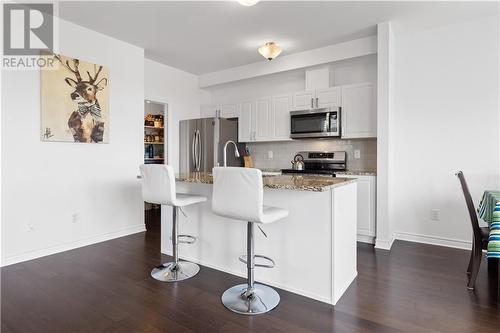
[161,180,357,305]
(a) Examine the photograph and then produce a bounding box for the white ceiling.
[59,1,496,75]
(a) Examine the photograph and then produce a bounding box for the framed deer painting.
[41,53,109,143]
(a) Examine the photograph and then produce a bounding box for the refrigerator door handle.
[194,130,198,171]
[197,129,202,171]
[192,130,197,171]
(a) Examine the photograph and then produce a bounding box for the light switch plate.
[431,209,440,221]
[354,150,361,159]
[268,151,273,159]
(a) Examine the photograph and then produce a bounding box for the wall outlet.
[72,213,78,223]
[268,151,273,159]
[431,209,440,221]
[354,149,361,159]
[28,224,35,232]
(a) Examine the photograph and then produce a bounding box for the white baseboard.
[161,250,333,305]
[1,224,146,267]
[394,231,472,250]
[357,234,375,244]
[375,237,395,250]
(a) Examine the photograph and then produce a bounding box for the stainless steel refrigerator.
[179,118,244,173]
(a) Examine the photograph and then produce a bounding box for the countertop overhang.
[176,172,356,192]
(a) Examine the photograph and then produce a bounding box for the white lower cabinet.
[339,175,376,243]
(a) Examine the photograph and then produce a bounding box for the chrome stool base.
[151,261,200,282]
[221,283,280,315]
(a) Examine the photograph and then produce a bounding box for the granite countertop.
[175,172,356,192]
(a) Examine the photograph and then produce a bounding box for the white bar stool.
[212,167,289,315]
[140,164,206,282]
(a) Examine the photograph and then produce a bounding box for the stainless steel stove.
[282,151,346,176]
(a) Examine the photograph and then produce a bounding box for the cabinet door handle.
[311,98,314,108]
[316,97,319,108]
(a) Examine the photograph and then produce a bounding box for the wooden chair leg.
[467,248,473,276]
[467,239,476,278]
[467,247,483,290]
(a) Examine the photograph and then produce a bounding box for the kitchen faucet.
[223,140,240,167]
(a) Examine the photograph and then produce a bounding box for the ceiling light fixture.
[258,42,282,61]
[237,0,260,6]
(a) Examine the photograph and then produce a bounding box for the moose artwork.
[41,53,109,143]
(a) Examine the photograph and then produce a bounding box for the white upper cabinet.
[200,103,239,118]
[341,82,376,139]
[292,87,341,110]
[273,94,292,140]
[220,103,239,118]
[292,91,315,110]
[238,101,254,142]
[214,81,376,142]
[237,94,292,143]
[305,67,330,90]
[316,87,341,108]
[255,97,272,140]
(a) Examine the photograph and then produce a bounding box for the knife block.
[243,155,253,168]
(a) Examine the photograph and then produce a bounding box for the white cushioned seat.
[140,164,206,207]
[212,167,288,224]
[262,206,289,224]
[175,193,206,207]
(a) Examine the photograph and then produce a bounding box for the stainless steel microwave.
[290,107,341,138]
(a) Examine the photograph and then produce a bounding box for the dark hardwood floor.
[2,211,499,333]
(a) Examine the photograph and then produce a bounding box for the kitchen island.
[160,172,357,305]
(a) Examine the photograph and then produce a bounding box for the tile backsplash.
[247,139,377,171]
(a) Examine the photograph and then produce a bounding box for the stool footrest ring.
[238,254,275,268]
[178,234,196,244]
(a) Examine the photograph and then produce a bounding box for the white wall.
[390,13,499,248]
[1,19,145,265]
[144,59,205,172]
[199,36,377,87]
